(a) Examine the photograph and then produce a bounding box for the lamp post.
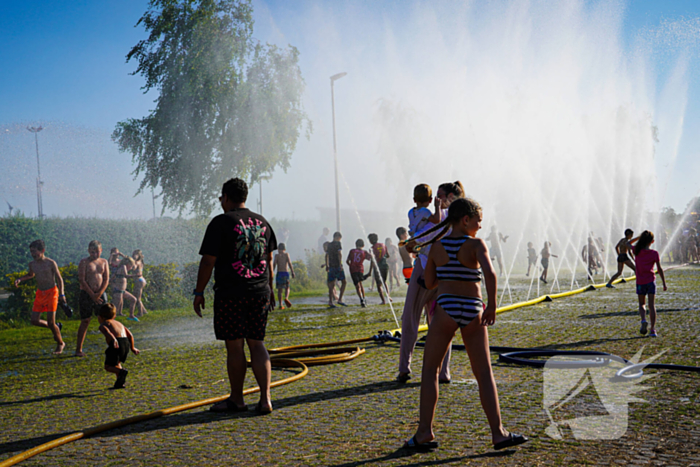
[257,175,271,215]
[330,71,347,232]
[26,126,44,219]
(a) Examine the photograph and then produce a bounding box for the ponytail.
[401,197,483,251]
[634,230,654,256]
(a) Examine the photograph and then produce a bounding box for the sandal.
[494,433,528,450]
[402,435,438,451]
[255,401,273,415]
[209,398,248,413]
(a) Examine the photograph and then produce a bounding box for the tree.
[113,0,310,215]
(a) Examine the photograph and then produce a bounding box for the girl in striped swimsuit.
[403,197,527,452]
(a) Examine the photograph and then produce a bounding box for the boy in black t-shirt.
[193,178,277,414]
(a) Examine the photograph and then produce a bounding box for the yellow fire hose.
[0,344,365,467]
[2,265,689,466]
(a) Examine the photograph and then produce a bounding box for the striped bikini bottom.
[436,294,484,328]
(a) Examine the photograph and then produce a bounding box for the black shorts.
[79,290,108,320]
[214,292,271,341]
[351,272,366,286]
[105,337,129,367]
[373,264,389,284]
[617,253,629,263]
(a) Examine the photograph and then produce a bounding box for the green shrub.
[141,263,185,310]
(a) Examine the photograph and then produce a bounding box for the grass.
[0,267,699,466]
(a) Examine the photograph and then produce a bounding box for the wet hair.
[438,180,465,199]
[29,239,45,251]
[323,227,330,235]
[624,228,633,236]
[110,247,118,254]
[355,239,364,248]
[88,240,101,250]
[367,233,378,245]
[99,303,117,320]
[396,226,407,239]
[222,178,248,203]
[385,237,393,246]
[634,230,654,255]
[527,242,533,247]
[333,232,342,240]
[323,241,329,252]
[411,198,482,249]
[413,184,432,203]
[132,249,144,263]
[279,243,286,251]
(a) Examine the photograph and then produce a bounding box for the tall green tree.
[113,0,310,215]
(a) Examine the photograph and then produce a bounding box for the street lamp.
[330,71,347,232]
[26,126,45,219]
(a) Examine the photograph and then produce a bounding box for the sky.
[1,0,700,224]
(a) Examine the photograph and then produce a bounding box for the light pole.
[27,126,45,219]
[330,71,347,233]
[257,175,271,215]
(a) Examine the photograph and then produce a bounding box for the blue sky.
[1,0,699,221]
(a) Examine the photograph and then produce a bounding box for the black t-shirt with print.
[326,241,342,268]
[199,208,277,297]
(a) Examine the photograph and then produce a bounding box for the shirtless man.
[273,243,295,309]
[606,229,637,288]
[76,240,110,357]
[14,239,67,354]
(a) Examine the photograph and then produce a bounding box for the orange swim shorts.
[33,286,59,313]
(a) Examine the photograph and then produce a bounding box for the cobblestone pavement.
[1,268,699,466]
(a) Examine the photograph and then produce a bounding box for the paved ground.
[1,267,699,466]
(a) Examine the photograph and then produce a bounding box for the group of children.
[15,240,140,388]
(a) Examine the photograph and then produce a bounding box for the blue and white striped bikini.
[435,236,483,327]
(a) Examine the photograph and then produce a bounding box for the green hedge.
[0,214,209,286]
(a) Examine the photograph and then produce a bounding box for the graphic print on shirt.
[232,218,268,279]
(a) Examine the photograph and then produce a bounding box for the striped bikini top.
[436,236,482,282]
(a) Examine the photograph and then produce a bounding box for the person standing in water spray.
[486,226,509,277]
[112,256,138,321]
[606,229,638,288]
[396,181,464,384]
[402,197,527,451]
[539,241,557,284]
[385,237,401,292]
[194,178,277,413]
[326,232,348,308]
[76,240,110,357]
[634,230,666,338]
[131,250,148,318]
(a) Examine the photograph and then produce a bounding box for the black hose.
[376,332,700,376]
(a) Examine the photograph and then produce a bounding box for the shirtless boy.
[76,240,110,357]
[606,229,638,288]
[98,303,139,389]
[14,239,67,354]
[273,243,295,309]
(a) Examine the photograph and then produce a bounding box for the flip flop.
[402,435,438,451]
[493,433,528,450]
[210,398,248,413]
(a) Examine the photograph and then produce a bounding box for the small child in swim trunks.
[14,239,67,355]
[98,303,139,389]
[273,243,295,309]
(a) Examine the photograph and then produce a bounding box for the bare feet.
[284,298,292,308]
[75,351,86,357]
[53,343,66,355]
